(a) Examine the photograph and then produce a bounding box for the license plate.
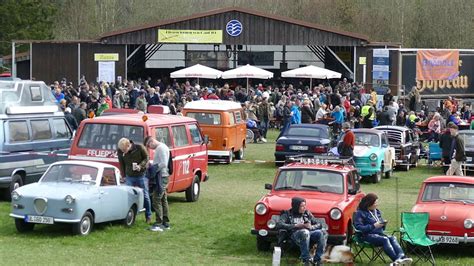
[314,218,328,230]
[467,157,473,162]
[290,145,308,151]
[26,215,54,224]
[429,235,459,244]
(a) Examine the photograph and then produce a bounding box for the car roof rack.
[285,154,355,166]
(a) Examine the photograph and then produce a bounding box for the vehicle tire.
[226,150,234,164]
[344,221,353,245]
[246,129,254,143]
[372,171,382,184]
[411,154,419,167]
[122,205,136,227]
[256,235,271,251]
[8,174,23,201]
[185,175,200,202]
[234,147,244,160]
[404,163,410,171]
[73,211,93,236]
[15,218,34,232]
[384,161,393,179]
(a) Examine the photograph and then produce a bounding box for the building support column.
[29,42,32,80]
[11,42,16,78]
[77,43,81,86]
[353,46,357,82]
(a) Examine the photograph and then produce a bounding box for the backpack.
[168,151,173,175]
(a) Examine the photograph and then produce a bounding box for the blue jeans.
[361,234,405,261]
[278,120,291,139]
[291,229,326,263]
[259,120,269,138]
[126,175,152,220]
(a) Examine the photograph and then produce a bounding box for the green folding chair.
[399,212,436,265]
[350,214,387,264]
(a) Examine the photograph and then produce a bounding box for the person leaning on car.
[276,197,327,266]
[446,123,466,176]
[117,137,152,223]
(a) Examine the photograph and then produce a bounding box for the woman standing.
[354,193,413,266]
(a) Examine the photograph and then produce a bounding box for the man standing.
[339,122,355,157]
[258,93,272,142]
[117,138,152,223]
[144,136,171,231]
[73,102,87,124]
[277,197,327,266]
[439,123,454,174]
[446,124,466,176]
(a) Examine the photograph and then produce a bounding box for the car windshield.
[77,123,144,150]
[287,127,328,138]
[460,133,474,148]
[274,169,343,194]
[422,182,474,203]
[186,112,221,125]
[41,164,98,184]
[354,132,380,147]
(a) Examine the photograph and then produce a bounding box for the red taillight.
[314,146,327,153]
[276,144,284,151]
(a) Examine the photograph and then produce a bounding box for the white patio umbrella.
[170,64,223,84]
[221,64,274,93]
[281,65,342,89]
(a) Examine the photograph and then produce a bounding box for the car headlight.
[330,208,342,220]
[369,153,378,161]
[255,203,267,215]
[267,219,276,229]
[464,219,473,229]
[64,195,75,205]
[11,191,20,201]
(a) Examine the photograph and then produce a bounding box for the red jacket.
[343,130,355,149]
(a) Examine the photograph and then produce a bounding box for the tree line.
[1,0,473,57]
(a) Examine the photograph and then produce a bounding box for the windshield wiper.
[275,186,296,190]
[442,199,469,204]
[300,185,321,191]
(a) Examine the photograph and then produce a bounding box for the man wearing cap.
[339,122,354,157]
[277,197,327,266]
[446,124,466,176]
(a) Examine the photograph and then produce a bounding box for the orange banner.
[416,50,459,80]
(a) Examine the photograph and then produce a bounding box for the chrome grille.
[34,198,48,215]
[380,129,403,156]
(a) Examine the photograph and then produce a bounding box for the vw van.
[0,80,73,199]
[182,100,246,163]
[68,113,208,202]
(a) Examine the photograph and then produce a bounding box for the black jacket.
[301,105,315,124]
[453,134,466,161]
[117,141,149,177]
[439,131,454,157]
[276,209,322,233]
[283,105,292,123]
[378,111,392,126]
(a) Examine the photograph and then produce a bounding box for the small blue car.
[10,160,144,236]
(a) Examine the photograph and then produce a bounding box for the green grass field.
[0,129,472,265]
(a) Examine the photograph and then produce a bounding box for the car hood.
[277,136,330,145]
[412,202,474,222]
[262,191,344,214]
[353,146,378,157]
[15,182,96,200]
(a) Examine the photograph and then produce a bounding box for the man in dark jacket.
[117,138,152,223]
[276,197,327,265]
[446,124,466,176]
[277,100,293,140]
[378,107,392,126]
[439,123,454,174]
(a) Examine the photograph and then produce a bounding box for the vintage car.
[459,130,474,172]
[275,124,334,166]
[10,161,144,236]
[251,156,364,251]
[375,125,421,171]
[412,176,474,244]
[350,129,396,183]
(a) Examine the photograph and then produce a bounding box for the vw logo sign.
[226,19,242,37]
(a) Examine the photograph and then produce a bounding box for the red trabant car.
[412,176,474,244]
[251,156,364,251]
[69,113,209,202]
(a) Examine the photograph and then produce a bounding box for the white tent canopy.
[281,65,342,88]
[221,64,274,92]
[170,64,223,82]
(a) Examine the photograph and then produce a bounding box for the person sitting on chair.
[276,197,327,266]
[354,193,413,266]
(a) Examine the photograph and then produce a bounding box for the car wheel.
[15,218,34,232]
[372,171,382,183]
[234,147,244,160]
[122,205,136,227]
[73,211,93,236]
[226,150,234,164]
[384,162,393,179]
[404,163,410,171]
[344,221,353,245]
[411,154,419,167]
[246,129,254,143]
[256,235,271,251]
[185,175,200,202]
[8,174,23,201]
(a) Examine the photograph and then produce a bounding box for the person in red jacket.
[338,122,355,157]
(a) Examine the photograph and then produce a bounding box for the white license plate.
[290,145,308,151]
[429,235,459,244]
[26,215,54,224]
[314,218,328,230]
[467,157,473,161]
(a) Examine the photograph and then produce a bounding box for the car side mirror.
[265,183,272,190]
[348,182,360,195]
[382,143,388,148]
[203,135,209,145]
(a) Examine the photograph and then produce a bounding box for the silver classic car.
[10,161,144,235]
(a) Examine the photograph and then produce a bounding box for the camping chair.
[398,212,436,266]
[350,214,387,264]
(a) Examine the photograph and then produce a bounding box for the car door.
[187,123,207,176]
[98,168,123,222]
[234,110,246,150]
[170,124,193,192]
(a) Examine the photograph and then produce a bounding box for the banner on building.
[158,29,223,44]
[372,49,390,94]
[416,50,459,80]
[94,53,119,61]
[98,61,115,83]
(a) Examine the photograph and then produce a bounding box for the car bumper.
[10,213,80,223]
[208,150,230,157]
[251,228,346,244]
[354,165,379,176]
[0,176,12,188]
[428,234,474,244]
[275,152,326,162]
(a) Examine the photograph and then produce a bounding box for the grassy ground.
[0,129,472,265]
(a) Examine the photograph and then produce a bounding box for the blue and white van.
[0,80,73,199]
